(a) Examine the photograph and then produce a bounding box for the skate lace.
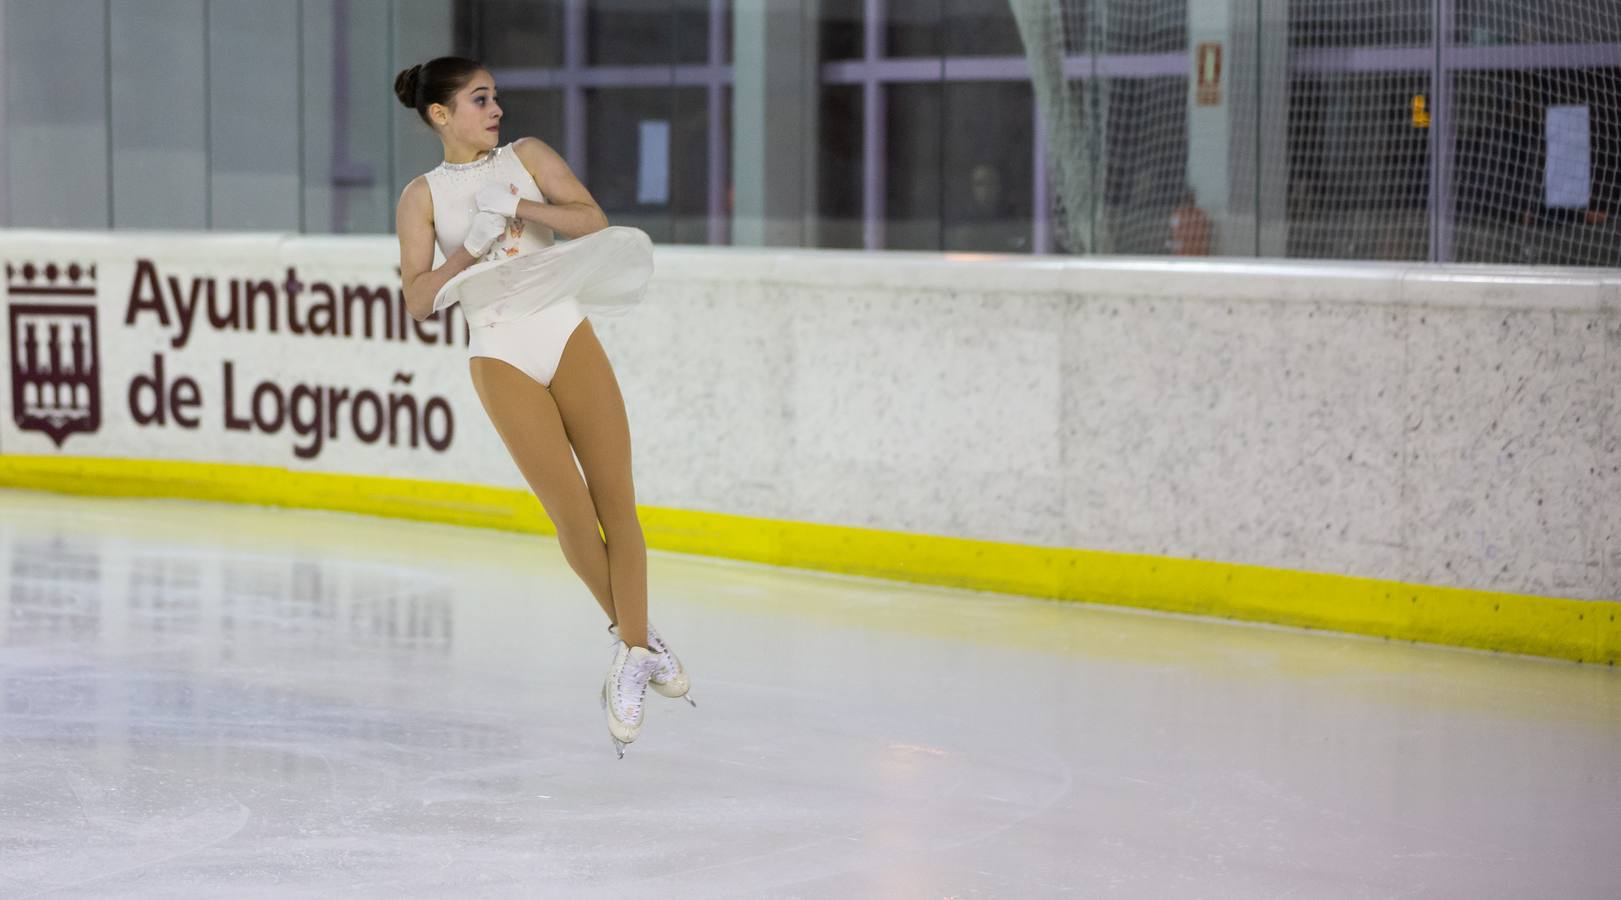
[647,628,682,678]
[607,625,681,681]
[613,650,660,721]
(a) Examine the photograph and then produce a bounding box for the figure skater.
[392,56,692,758]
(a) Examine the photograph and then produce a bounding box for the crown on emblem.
[6,261,98,293]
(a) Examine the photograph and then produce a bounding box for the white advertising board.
[2,230,525,489]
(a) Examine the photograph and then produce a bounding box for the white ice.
[0,488,1617,898]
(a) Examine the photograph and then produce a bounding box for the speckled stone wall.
[2,229,1611,604]
[600,252,1620,603]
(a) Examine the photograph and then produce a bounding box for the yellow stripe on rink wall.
[2,454,1615,666]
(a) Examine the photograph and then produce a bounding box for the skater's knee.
[551,509,605,555]
[597,507,643,547]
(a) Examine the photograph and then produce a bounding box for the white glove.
[475,183,521,218]
[462,210,508,258]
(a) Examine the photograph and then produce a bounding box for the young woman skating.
[392,56,691,758]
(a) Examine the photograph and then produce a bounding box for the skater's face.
[430,70,501,150]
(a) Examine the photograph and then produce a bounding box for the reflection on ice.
[8,533,102,644]
[1,489,1618,898]
[5,530,456,655]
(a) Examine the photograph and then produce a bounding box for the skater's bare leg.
[469,355,618,624]
[547,320,649,651]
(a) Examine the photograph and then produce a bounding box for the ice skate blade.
[600,684,626,758]
[600,678,641,756]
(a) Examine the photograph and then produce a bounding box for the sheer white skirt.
[435,225,653,388]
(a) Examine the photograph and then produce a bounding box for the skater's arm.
[396,177,480,323]
[509,136,611,240]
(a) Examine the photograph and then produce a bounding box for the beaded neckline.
[436,145,503,171]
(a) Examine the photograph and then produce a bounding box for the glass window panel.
[943,81,1033,252]
[884,82,942,249]
[1102,0,1187,54]
[314,0,394,235]
[1098,76,1188,255]
[472,0,565,67]
[4,0,108,228]
[669,85,717,244]
[208,1,301,232]
[585,86,710,243]
[1287,72,1431,260]
[886,0,941,58]
[1452,68,1621,265]
[718,85,734,238]
[111,0,207,230]
[817,84,865,248]
[1289,0,1431,49]
[497,89,565,149]
[1456,0,1621,45]
[1051,0,1187,55]
[943,0,1023,57]
[673,0,712,63]
[588,0,710,65]
[821,0,864,61]
[587,87,669,239]
[722,1,733,64]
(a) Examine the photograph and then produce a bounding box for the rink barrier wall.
[2,229,1617,665]
[0,455,1615,665]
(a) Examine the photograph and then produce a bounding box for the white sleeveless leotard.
[420,141,653,386]
[424,143,555,264]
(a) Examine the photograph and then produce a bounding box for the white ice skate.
[608,623,696,707]
[600,640,661,758]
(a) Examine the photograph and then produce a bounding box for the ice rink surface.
[0,488,1618,899]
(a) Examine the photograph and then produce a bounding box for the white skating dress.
[423,142,653,386]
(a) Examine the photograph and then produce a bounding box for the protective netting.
[1011,0,1621,264]
[1446,0,1621,265]
[1008,0,1203,255]
[1009,0,1096,254]
[1291,0,1621,263]
[1009,0,1099,254]
[1285,66,1433,261]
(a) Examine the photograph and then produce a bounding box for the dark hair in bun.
[393,56,486,127]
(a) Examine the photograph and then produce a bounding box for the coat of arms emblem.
[7,261,100,447]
